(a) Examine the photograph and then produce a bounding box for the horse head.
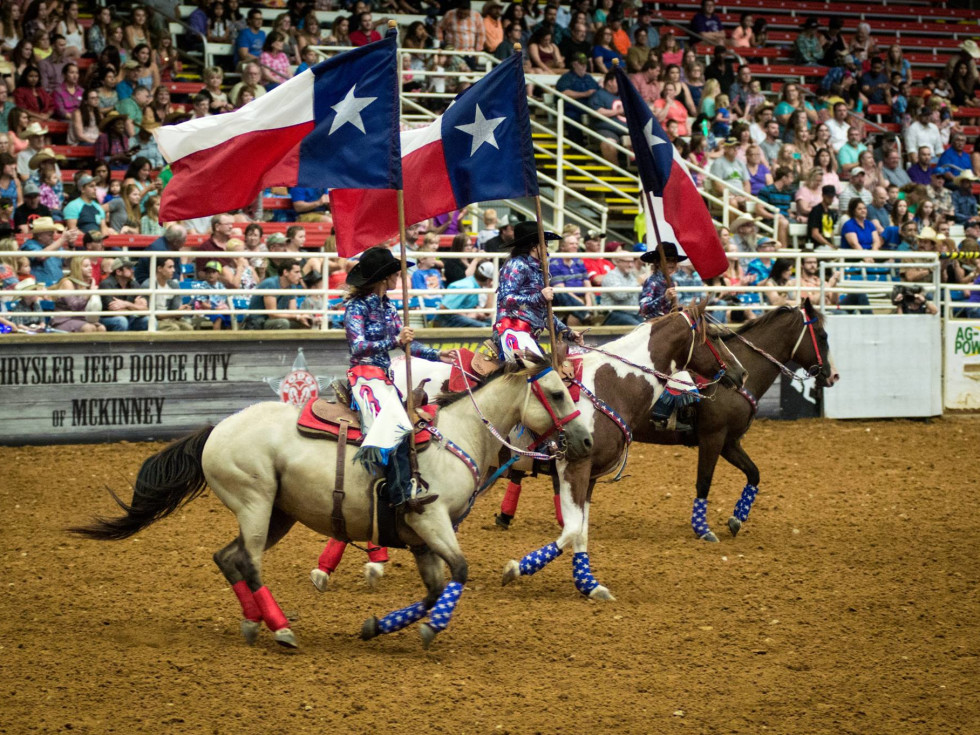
[648,302,746,389]
[797,298,839,388]
[511,351,593,462]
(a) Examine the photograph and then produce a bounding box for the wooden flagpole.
[396,189,420,474]
[644,190,674,293]
[534,195,561,369]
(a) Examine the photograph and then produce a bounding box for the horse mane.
[433,352,551,407]
[722,305,800,341]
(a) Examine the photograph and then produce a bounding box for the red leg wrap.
[367,543,389,563]
[500,481,523,516]
[253,586,289,631]
[553,494,565,528]
[231,580,261,622]
[317,538,348,574]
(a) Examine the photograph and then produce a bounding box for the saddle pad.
[297,399,434,446]
[449,348,480,393]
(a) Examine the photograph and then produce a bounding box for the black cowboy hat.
[508,220,562,254]
[640,241,688,263]
[346,246,409,288]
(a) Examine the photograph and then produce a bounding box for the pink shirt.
[731,27,754,48]
[258,51,291,85]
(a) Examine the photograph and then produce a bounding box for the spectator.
[690,0,725,47]
[528,28,565,74]
[883,219,919,251]
[52,63,82,121]
[2,276,46,330]
[842,198,881,253]
[807,184,839,249]
[938,132,972,178]
[476,209,499,249]
[731,214,762,252]
[797,255,840,306]
[904,107,943,161]
[709,138,751,209]
[599,254,643,326]
[534,3,569,47]
[142,256,191,331]
[657,31,683,68]
[482,2,505,53]
[550,234,592,326]
[860,56,889,105]
[774,83,817,129]
[94,110,131,170]
[587,71,624,166]
[625,27,650,74]
[288,185,329,223]
[759,120,782,168]
[673,258,706,306]
[246,258,310,329]
[236,8,266,63]
[879,147,911,188]
[326,15,350,47]
[116,83,150,127]
[867,186,891,231]
[142,85,177,125]
[839,167,872,213]
[727,64,754,119]
[433,258,495,328]
[705,45,736,92]
[125,6,152,51]
[51,255,106,333]
[134,223,187,284]
[757,166,796,247]
[191,260,232,330]
[229,62,265,107]
[927,169,955,221]
[950,60,979,107]
[605,12,629,58]
[583,230,614,286]
[100,257,148,331]
[796,167,829,219]
[410,245,445,314]
[560,20,592,70]
[13,181,49,232]
[259,32,291,90]
[837,127,867,177]
[63,174,107,235]
[438,2,484,58]
[952,171,979,226]
[795,18,823,65]
[653,81,689,137]
[0,153,20,213]
[87,6,114,57]
[591,24,621,74]
[745,144,772,196]
[484,217,515,252]
[115,60,142,101]
[824,102,850,153]
[907,147,934,186]
[39,35,70,94]
[730,12,754,49]
[207,0,233,45]
[630,5,659,47]
[13,66,54,123]
[494,22,523,62]
[883,44,911,83]
[22,215,77,284]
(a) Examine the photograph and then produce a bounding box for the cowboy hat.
[13,277,42,291]
[22,122,49,138]
[346,246,408,288]
[109,257,137,271]
[99,111,128,131]
[731,214,758,231]
[162,111,193,126]
[917,226,939,241]
[30,216,65,234]
[959,39,980,60]
[508,220,562,253]
[954,170,979,185]
[640,242,687,264]
[137,119,162,133]
[28,147,67,169]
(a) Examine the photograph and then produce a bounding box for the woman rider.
[492,220,585,360]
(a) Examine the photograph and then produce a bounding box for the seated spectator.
[95,110,131,170]
[442,233,477,285]
[142,256,191,331]
[476,209,499,249]
[798,254,840,306]
[22,215,77,285]
[673,258,706,306]
[882,219,919,251]
[259,32,291,90]
[842,198,881,253]
[591,24,621,74]
[795,18,823,65]
[807,185,839,249]
[584,230,614,286]
[63,173,108,235]
[69,88,101,145]
[839,167,872,213]
[879,147,911,188]
[14,180,49,232]
[228,62,266,107]
[867,186,891,232]
[100,257,148,331]
[938,132,972,178]
[52,62,82,120]
[730,214,762,252]
[433,259,495,328]
[560,20,592,70]
[690,0,725,47]
[796,167,829,219]
[528,28,564,74]
[774,83,817,130]
[236,8,266,64]
[550,233,592,326]
[191,260,232,330]
[626,28,650,74]
[710,138,750,209]
[757,166,796,247]
[904,107,943,162]
[134,223,188,284]
[410,245,445,314]
[891,283,937,315]
[952,171,980,226]
[907,147,935,187]
[350,11,381,48]
[116,84,150,127]
[860,56,889,106]
[824,102,850,153]
[745,144,772,196]
[288,185,329,222]
[51,255,106,333]
[246,258,310,329]
[13,66,53,121]
[927,168,955,221]
[484,217,516,252]
[599,254,643,326]
[588,71,625,165]
[837,127,867,178]
[761,258,797,307]
[225,237,258,291]
[2,276,47,330]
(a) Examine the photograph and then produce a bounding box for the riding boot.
[385,438,437,513]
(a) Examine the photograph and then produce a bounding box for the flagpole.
[643,189,674,297]
[534,195,561,369]
[396,189,420,473]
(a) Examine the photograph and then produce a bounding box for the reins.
[704,310,820,384]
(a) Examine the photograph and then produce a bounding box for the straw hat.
[22,122,49,138]
[959,40,980,60]
[731,214,759,231]
[917,226,939,241]
[954,170,979,185]
[99,110,128,131]
[28,147,67,169]
[13,277,42,291]
[30,216,65,234]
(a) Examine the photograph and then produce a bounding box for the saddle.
[448,344,502,392]
[296,396,434,446]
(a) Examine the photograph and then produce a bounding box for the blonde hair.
[482,208,497,225]
[226,237,245,252]
[0,236,18,268]
[421,232,440,250]
[716,94,730,108]
[122,183,142,223]
[702,78,720,100]
[204,66,224,84]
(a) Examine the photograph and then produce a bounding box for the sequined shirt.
[495,254,572,338]
[345,292,439,373]
[639,270,670,318]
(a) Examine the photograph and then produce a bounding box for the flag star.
[643,118,668,153]
[455,104,507,157]
[329,85,377,135]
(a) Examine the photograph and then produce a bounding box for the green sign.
[954,326,980,357]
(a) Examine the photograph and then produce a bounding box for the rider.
[343,246,455,509]
[491,220,585,360]
[639,242,699,433]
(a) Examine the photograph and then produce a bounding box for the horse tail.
[69,426,214,541]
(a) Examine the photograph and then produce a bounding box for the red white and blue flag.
[614,66,727,279]
[331,53,538,256]
[156,35,402,221]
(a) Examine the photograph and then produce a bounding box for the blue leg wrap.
[692,497,711,537]
[376,600,428,635]
[572,552,600,596]
[733,484,759,522]
[518,542,563,576]
[427,581,464,632]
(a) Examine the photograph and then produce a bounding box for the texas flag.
[331,53,538,256]
[156,34,401,221]
[613,66,727,279]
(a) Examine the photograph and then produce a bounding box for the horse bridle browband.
[790,312,825,375]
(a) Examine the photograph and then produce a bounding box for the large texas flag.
[331,53,538,256]
[156,35,401,221]
[614,66,727,279]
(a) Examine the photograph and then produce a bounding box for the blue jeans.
[101,315,149,332]
[603,311,643,326]
[839,293,870,314]
[552,292,589,323]
[432,314,490,328]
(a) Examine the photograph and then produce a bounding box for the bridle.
[790,309,826,378]
[680,310,731,382]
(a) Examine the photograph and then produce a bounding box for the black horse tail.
[69,426,214,541]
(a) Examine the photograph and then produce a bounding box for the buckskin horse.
[71,353,592,650]
[498,300,838,600]
[396,305,748,601]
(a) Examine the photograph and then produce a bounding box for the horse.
[498,299,838,600]
[70,353,592,651]
[395,305,748,601]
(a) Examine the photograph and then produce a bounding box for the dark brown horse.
[500,300,838,600]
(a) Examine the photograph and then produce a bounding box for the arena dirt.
[1,418,978,734]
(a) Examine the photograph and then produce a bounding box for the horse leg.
[360,546,443,641]
[405,510,468,650]
[550,470,565,527]
[568,478,614,601]
[364,544,389,589]
[721,439,761,538]
[692,433,726,543]
[495,469,526,529]
[310,538,347,592]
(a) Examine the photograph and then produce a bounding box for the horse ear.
[553,339,568,365]
[802,296,815,318]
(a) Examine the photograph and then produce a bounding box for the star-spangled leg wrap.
[376,600,427,635]
[426,581,463,632]
[733,484,759,522]
[572,552,600,596]
[518,542,564,576]
[692,497,711,538]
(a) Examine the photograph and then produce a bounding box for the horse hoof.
[240,619,261,645]
[728,516,742,538]
[360,616,380,641]
[494,513,512,530]
[274,627,298,649]
[589,585,616,602]
[699,531,720,543]
[501,559,520,587]
[310,568,330,593]
[419,622,438,650]
[363,562,385,590]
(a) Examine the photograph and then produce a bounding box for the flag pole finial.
[387,19,397,29]
[611,57,620,67]
[514,43,522,52]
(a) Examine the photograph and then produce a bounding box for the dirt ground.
[1,417,978,735]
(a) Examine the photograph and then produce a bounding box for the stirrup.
[403,493,439,514]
